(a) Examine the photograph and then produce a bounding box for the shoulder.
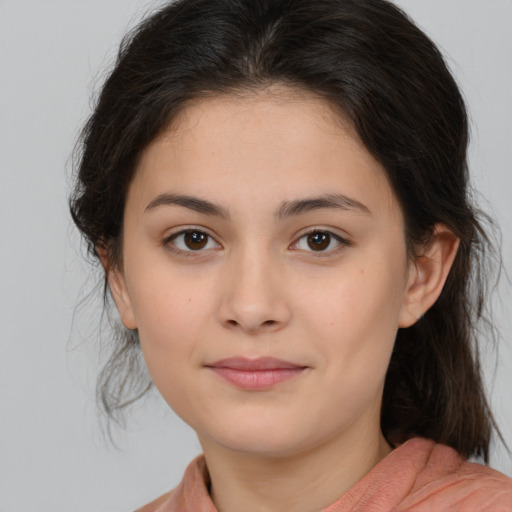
[338,438,512,511]
[134,491,174,512]
[132,455,212,512]
[398,439,512,511]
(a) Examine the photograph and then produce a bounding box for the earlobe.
[96,246,137,330]
[398,225,460,328]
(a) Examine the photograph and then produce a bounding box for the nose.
[217,249,291,335]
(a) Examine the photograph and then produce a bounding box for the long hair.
[70,0,501,460]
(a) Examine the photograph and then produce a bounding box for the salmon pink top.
[135,437,512,512]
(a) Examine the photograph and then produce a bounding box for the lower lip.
[208,367,305,390]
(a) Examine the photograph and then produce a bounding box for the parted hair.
[70,0,501,460]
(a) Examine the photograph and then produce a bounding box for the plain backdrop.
[1,1,511,511]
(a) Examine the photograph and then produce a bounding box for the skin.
[106,86,459,512]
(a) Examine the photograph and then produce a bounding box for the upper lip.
[205,357,306,371]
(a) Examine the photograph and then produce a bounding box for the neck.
[199,426,392,512]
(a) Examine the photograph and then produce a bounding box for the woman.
[70,0,512,510]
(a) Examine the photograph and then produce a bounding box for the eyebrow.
[145,193,230,218]
[276,193,371,219]
[144,192,371,218]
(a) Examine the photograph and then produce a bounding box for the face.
[110,87,419,458]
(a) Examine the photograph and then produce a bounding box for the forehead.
[130,86,400,219]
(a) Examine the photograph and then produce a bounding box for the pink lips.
[205,357,307,390]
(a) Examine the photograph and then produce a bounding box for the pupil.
[184,231,207,250]
[308,232,330,251]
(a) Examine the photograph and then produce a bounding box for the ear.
[399,225,460,328]
[96,246,137,330]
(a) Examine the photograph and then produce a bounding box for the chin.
[199,419,328,459]
[220,438,307,459]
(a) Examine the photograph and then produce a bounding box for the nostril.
[224,318,278,330]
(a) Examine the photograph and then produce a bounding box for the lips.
[205,357,307,390]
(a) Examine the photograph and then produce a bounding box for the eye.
[292,230,347,253]
[166,229,221,252]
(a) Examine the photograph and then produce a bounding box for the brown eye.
[168,229,220,252]
[307,231,331,251]
[184,231,208,250]
[292,230,347,254]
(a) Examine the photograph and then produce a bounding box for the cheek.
[127,253,213,330]
[132,285,206,418]
[306,265,404,329]
[299,255,408,374]
[125,267,213,379]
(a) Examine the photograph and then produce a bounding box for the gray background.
[1,1,511,511]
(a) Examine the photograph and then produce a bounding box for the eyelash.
[290,230,350,257]
[163,228,221,257]
[163,228,350,257]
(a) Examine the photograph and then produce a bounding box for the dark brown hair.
[70,0,502,460]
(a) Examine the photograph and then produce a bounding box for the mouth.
[204,357,308,390]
